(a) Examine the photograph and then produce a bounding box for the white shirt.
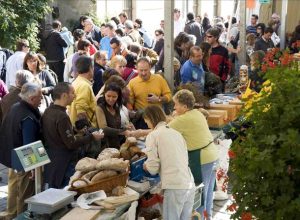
[5,51,26,88]
[174,19,185,37]
[144,122,194,189]
[63,53,74,82]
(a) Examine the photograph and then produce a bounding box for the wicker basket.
[69,172,129,195]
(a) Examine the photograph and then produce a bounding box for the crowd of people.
[0,8,300,220]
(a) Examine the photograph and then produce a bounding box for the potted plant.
[228,48,300,219]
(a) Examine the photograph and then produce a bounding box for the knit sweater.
[144,122,194,189]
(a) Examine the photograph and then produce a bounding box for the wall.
[49,0,96,29]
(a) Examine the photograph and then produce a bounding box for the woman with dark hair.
[23,52,56,95]
[95,83,130,148]
[174,32,196,64]
[143,105,195,220]
[256,23,266,38]
[200,42,212,72]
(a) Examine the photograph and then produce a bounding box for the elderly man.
[124,20,142,45]
[0,70,34,123]
[0,83,42,219]
[42,82,103,188]
[5,39,30,89]
[180,46,205,93]
[83,18,101,49]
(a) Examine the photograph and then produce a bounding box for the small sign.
[259,0,270,4]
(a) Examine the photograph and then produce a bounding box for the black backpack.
[0,48,13,82]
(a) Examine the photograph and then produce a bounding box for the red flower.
[261,64,267,72]
[228,149,236,159]
[227,203,237,212]
[241,212,252,220]
[217,169,225,180]
[268,61,276,68]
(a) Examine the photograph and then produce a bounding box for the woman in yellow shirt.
[168,89,218,220]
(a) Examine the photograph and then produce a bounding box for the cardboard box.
[61,207,101,220]
[209,104,237,121]
[207,109,228,121]
[207,114,225,128]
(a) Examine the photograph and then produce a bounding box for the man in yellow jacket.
[69,55,97,127]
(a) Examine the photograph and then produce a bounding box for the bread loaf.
[90,170,118,183]
[120,144,131,160]
[69,171,84,185]
[81,170,99,181]
[75,157,98,172]
[97,148,120,161]
[96,158,129,172]
[72,179,89,188]
[127,137,137,146]
[129,146,141,157]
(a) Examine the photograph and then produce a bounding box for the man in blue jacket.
[180,46,205,93]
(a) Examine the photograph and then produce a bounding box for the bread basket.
[69,171,129,195]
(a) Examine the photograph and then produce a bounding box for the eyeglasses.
[206,35,214,38]
[155,33,160,36]
[24,45,30,48]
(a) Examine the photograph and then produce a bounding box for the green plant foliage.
[230,49,300,219]
[0,0,51,51]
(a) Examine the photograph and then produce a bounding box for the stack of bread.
[70,148,129,189]
[119,137,145,161]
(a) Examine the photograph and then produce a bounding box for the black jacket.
[0,100,41,168]
[44,29,68,61]
[184,20,204,45]
[42,104,93,188]
[93,63,105,95]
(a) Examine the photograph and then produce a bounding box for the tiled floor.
[0,163,232,219]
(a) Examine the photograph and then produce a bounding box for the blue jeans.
[163,188,195,220]
[199,160,218,220]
